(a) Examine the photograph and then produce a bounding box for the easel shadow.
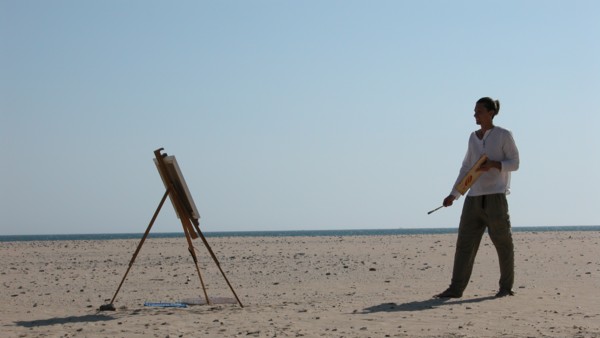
[361,296,496,314]
[15,314,114,328]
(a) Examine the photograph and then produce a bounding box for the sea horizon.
[1,225,599,242]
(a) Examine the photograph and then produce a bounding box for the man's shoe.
[495,289,515,298]
[433,288,462,299]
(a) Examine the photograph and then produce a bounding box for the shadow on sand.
[361,296,496,314]
[15,314,115,328]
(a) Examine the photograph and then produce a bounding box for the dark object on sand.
[98,303,116,311]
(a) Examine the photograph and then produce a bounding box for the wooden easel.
[100,148,243,310]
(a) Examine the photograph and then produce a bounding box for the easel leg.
[182,223,211,305]
[106,189,170,307]
[196,229,244,308]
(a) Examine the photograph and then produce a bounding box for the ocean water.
[1,226,599,242]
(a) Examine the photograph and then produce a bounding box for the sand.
[1,231,599,337]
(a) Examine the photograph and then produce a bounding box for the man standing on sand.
[434,97,520,299]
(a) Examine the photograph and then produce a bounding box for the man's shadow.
[15,314,115,328]
[361,296,496,314]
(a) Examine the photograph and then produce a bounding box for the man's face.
[474,102,494,126]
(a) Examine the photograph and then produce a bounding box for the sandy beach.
[1,231,599,337]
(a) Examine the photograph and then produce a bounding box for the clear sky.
[1,1,599,235]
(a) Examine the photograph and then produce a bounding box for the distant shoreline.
[2,225,599,242]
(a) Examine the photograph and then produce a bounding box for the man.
[435,97,520,299]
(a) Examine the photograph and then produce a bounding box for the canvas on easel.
[153,154,200,239]
[154,155,200,223]
[99,148,243,311]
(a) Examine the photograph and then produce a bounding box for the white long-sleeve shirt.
[451,126,520,198]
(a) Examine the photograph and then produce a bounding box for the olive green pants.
[449,193,514,293]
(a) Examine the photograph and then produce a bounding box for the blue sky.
[1,0,599,235]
